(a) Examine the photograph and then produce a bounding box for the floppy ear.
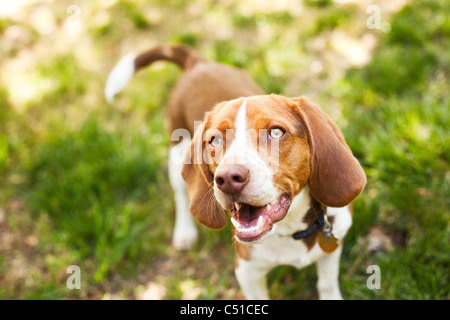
[181,122,228,229]
[292,96,366,207]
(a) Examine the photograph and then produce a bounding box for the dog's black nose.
[215,164,249,194]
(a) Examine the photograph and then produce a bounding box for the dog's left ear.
[181,121,228,229]
[291,96,366,207]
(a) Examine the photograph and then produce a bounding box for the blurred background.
[0,0,448,299]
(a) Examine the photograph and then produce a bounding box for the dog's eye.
[269,128,285,139]
[210,136,223,148]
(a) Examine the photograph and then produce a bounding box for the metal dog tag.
[318,219,339,253]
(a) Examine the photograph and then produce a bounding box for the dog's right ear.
[291,96,366,207]
[181,122,228,230]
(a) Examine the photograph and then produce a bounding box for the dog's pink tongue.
[253,195,291,222]
[234,195,292,242]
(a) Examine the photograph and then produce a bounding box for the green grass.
[336,0,450,299]
[25,120,167,281]
[0,0,448,299]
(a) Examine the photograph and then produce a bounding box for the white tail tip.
[105,52,136,103]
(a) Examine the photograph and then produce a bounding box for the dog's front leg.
[235,258,271,300]
[169,142,198,250]
[316,246,344,300]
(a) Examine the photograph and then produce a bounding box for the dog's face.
[182,95,366,244]
[203,96,311,243]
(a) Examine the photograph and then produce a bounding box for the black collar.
[292,215,325,240]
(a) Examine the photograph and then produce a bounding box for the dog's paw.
[318,289,343,300]
[172,225,198,250]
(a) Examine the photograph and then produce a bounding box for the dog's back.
[105,45,263,135]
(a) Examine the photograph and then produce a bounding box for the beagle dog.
[105,45,366,300]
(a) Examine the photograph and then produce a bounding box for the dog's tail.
[105,45,202,103]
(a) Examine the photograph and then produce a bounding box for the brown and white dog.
[105,45,366,300]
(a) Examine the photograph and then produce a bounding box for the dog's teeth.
[257,215,264,227]
[270,199,277,206]
[230,217,241,229]
[266,204,272,211]
[235,202,241,211]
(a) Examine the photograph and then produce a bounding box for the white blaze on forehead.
[224,98,250,159]
[235,99,247,138]
[220,98,249,162]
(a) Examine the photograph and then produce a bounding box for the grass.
[0,0,448,300]
[335,0,450,299]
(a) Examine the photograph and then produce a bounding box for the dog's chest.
[250,233,326,269]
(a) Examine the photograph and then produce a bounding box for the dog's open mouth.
[230,193,292,243]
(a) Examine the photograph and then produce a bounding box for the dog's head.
[182,95,366,243]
